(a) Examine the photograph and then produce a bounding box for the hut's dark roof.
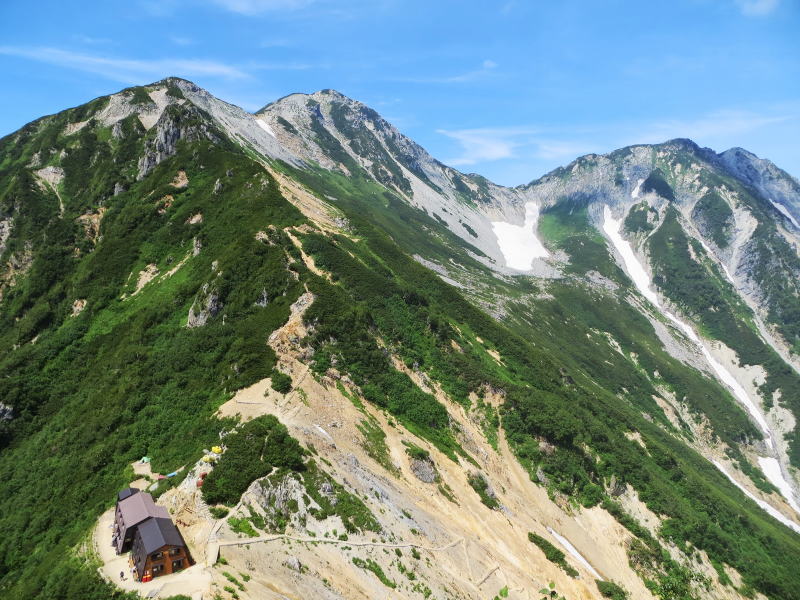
[117,492,169,527]
[117,488,140,502]
[136,517,186,554]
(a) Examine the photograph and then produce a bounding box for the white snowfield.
[769,199,800,229]
[546,527,603,580]
[256,118,276,138]
[758,456,800,515]
[696,238,735,284]
[631,178,644,199]
[491,202,549,270]
[714,461,800,534]
[602,205,800,526]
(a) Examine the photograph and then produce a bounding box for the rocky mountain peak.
[257,86,435,177]
[719,146,800,219]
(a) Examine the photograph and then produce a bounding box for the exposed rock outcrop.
[187,283,222,327]
[0,217,12,255]
[71,299,87,316]
[409,456,438,483]
[284,556,302,572]
[0,244,33,296]
[77,207,106,243]
[137,105,218,180]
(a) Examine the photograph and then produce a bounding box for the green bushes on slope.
[202,415,305,505]
[0,117,305,599]
[528,532,578,577]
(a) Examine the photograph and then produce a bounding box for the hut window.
[172,559,184,570]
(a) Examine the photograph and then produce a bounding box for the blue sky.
[1,0,798,185]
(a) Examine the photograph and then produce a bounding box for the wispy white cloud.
[533,140,596,160]
[169,36,194,46]
[500,1,517,15]
[735,0,780,16]
[436,126,586,166]
[393,60,499,84]
[438,128,524,165]
[73,34,112,45]
[0,46,249,83]
[633,109,791,144]
[209,0,315,14]
[0,46,311,84]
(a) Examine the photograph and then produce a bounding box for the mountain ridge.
[1,77,800,600]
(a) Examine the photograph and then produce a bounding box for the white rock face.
[0,218,12,255]
[90,88,169,131]
[35,165,64,188]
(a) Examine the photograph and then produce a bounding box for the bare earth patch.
[133,264,159,295]
[212,285,673,600]
[171,170,189,189]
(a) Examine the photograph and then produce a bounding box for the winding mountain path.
[217,532,464,552]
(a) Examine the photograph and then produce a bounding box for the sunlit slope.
[0,80,798,600]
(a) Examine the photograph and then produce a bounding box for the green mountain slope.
[0,80,799,600]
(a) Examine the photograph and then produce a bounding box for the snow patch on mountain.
[696,237,735,284]
[602,206,660,304]
[758,456,800,516]
[602,205,772,441]
[631,178,644,199]
[256,118,276,138]
[546,527,603,580]
[714,460,800,534]
[491,203,549,270]
[770,199,800,229]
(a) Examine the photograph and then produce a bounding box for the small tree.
[270,370,292,394]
